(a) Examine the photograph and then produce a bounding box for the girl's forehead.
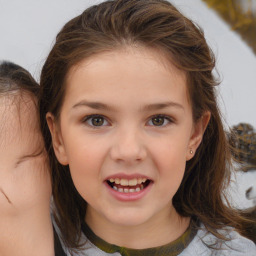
[67,48,185,87]
[67,46,186,81]
[64,47,190,109]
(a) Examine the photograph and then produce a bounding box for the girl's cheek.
[11,159,51,211]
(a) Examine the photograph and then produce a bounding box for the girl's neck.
[86,206,190,249]
[0,204,54,256]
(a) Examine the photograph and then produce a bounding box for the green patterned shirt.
[80,220,197,256]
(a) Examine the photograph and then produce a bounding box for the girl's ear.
[46,112,69,165]
[186,111,211,161]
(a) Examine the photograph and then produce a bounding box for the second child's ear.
[46,113,69,165]
[186,111,211,161]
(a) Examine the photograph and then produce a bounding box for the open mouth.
[106,177,152,193]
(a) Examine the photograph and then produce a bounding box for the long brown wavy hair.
[39,0,253,251]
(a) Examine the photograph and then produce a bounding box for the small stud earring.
[190,149,193,154]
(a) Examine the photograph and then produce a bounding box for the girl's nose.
[109,128,147,164]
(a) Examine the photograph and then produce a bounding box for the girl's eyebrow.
[72,100,184,112]
[72,100,112,111]
[142,102,184,112]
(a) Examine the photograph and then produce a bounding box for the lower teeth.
[113,186,142,193]
[108,180,151,193]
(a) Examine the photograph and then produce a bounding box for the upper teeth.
[109,178,147,186]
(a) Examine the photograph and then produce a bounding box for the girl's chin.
[101,210,156,228]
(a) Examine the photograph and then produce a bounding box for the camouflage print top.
[80,220,197,256]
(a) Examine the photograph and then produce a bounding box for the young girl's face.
[0,93,51,217]
[49,47,208,230]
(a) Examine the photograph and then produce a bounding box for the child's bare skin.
[0,85,54,255]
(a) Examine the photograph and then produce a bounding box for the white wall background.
[1,0,256,208]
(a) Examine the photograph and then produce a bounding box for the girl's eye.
[83,115,109,127]
[148,115,172,127]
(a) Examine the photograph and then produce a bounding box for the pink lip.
[104,180,153,202]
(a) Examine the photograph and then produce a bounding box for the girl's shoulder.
[180,223,256,256]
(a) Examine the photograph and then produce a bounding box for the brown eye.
[148,115,172,127]
[152,117,165,126]
[83,115,109,127]
[91,117,104,126]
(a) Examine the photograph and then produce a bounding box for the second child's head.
[0,61,51,218]
[39,0,230,249]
